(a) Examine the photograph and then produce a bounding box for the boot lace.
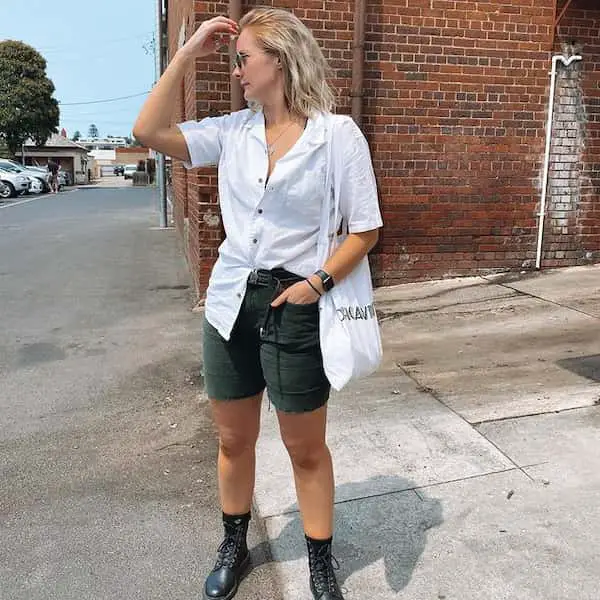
[311,544,342,596]
[214,530,242,570]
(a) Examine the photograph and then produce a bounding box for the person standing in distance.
[47,159,60,194]
[133,8,382,600]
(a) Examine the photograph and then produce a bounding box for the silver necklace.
[266,121,295,156]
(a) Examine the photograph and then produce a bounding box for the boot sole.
[204,554,252,600]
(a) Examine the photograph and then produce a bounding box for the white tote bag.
[317,115,383,391]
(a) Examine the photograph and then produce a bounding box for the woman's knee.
[284,439,329,471]
[219,430,258,459]
[211,394,262,460]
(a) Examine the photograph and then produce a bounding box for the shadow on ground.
[250,475,443,594]
[557,354,600,384]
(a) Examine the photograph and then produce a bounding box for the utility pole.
[155,0,168,228]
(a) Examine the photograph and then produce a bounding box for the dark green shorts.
[202,276,330,413]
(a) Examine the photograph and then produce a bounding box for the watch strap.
[315,269,335,292]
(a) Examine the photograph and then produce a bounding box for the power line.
[59,105,142,116]
[37,32,154,54]
[58,92,150,106]
[62,120,137,126]
[44,51,154,66]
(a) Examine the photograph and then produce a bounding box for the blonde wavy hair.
[239,7,336,116]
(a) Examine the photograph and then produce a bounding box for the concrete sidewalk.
[250,265,600,599]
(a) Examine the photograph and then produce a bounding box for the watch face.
[316,269,334,291]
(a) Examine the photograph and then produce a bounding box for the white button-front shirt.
[177,109,383,341]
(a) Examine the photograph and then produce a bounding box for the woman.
[133,8,382,600]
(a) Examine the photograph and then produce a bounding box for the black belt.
[247,268,303,289]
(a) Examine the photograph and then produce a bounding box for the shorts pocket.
[261,302,320,351]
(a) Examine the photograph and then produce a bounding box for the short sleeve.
[176,114,229,169]
[336,117,383,233]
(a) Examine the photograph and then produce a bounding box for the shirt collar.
[244,109,328,148]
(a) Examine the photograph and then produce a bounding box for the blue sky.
[0,0,156,139]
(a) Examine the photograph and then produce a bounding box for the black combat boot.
[204,512,251,600]
[306,535,345,600]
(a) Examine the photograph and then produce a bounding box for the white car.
[0,159,50,192]
[22,168,46,192]
[20,164,55,190]
[0,167,30,198]
[29,177,44,194]
[123,164,138,180]
[27,165,66,190]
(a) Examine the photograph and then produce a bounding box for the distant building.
[16,133,91,184]
[87,146,154,178]
[88,149,117,178]
[116,147,153,166]
[78,137,129,151]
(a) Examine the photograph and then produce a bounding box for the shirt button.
[258,178,263,183]
[258,209,263,214]
[253,238,258,244]
[237,293,242,298]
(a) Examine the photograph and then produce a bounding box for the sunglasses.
[233,52,248,70]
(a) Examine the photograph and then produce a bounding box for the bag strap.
[318,114,344,266]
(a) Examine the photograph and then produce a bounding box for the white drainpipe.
[536,54,583,270]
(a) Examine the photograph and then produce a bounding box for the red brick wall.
[168,0,234,296]
[365,0,555,283]
[167,0,600,296]
[167,0,192,280]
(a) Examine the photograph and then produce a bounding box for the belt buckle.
[248,270,259,285]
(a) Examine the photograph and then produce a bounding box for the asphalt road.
[0,188,280,600]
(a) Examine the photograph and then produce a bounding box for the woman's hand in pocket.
[271,279,322,307]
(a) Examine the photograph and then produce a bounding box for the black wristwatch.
[315,269,335,292]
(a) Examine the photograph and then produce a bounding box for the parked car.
[27,164,67,189]
[0,159,50,192]
[114,164,124,176]
[14,167,46,194]
[23,165,52,189]
[30,165,71,188]
[28,177,44,194]
[123,164,137,180]
[0,167,30,198]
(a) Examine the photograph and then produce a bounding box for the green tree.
[72,130,81,142]
[0,41,59,155]
[88,124,99,138]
